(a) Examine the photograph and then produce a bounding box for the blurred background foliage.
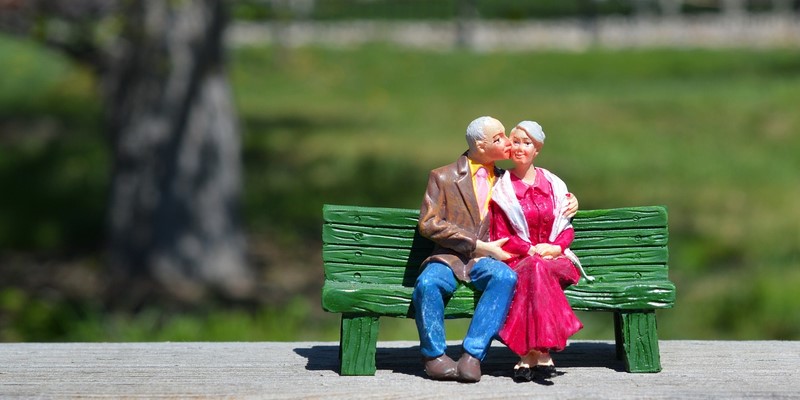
[233,0,789,20]
[1,0,799,342]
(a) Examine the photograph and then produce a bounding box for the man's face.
[480,118,511,162]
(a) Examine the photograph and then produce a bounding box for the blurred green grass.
[1,34,799,342]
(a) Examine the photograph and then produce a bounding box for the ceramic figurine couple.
[414,116,591,383]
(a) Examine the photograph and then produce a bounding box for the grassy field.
[1,34,799,342]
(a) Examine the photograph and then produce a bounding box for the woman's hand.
[529,243,563,259]
[563,193,579,218]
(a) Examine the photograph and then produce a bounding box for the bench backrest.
[322,204,673,316]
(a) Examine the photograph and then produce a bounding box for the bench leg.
[613,312,625,361]
[614,310,662,373]
[339,314,380,375]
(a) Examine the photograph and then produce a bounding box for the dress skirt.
[498,254,583,356]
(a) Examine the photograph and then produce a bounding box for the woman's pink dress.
[490,169,582,356]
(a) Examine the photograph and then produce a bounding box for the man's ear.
[474,139,486,152]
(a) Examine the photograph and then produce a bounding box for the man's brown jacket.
[418,153,504,282]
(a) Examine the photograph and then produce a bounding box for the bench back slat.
[323,205,419,227]
[323,243,667,267]
[571,207,667,230]
[323,224,667,250]
[323,204,667,230]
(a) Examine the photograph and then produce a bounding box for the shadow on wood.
[293,341,624,377]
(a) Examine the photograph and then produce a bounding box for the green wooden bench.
[321,204,676,376]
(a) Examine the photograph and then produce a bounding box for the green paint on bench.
[321,204,676,375]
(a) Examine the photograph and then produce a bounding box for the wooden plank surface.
[323,204,668,231]
[322,279,675,315]
[323,224,668,249]
[1,341,796,398]
[324,262,668,285]
[323,204,419,227]
[572,206,667,230]
[323,244,668,267]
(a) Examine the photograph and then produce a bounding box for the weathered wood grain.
[322,280,675,315]
[322,204,675,374]
[323,243,668,267]
[323,204,668,230]
[323,224,668,249]
[1,341,797,398]
[340,316,380,375]
[323,204,419,227]
[616,311,662,372]
[572,206,667,230]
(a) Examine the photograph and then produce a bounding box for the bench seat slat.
[324,262,669,286]
[322,280,676,316]
[565,282,676,310]
[323,244,668,267]
[323,224,667,249]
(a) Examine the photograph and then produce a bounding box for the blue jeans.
[412,258,517,361]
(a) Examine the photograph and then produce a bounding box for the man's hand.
[475,238,512,260]
[563,193,579,218]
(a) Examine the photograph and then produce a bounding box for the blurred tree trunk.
[0,0,255,304]
[104,0,253,304]
[721,0,746,18]
[772,0,793,14]
[578,0,600,46]
[632,0,657,18]
[455,0,478,50]
[657,0,683,18]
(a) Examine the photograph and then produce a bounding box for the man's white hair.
[466,116,492,151]
[515,120,546,144]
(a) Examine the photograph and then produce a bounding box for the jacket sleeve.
[418,170,477,256]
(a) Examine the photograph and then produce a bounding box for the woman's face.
[509,128,540,167]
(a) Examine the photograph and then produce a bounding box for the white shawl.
[491,168,593,282]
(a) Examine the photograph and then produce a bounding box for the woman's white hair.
[515,120,546,144]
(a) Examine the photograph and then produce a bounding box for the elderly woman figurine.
[489,120,591,383]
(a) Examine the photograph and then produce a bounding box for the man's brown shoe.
[456,353,481,383]
[423,354,458,380]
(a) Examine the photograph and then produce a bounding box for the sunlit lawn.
[2,34,799,341]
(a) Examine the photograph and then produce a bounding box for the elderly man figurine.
[413,116,518,383]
